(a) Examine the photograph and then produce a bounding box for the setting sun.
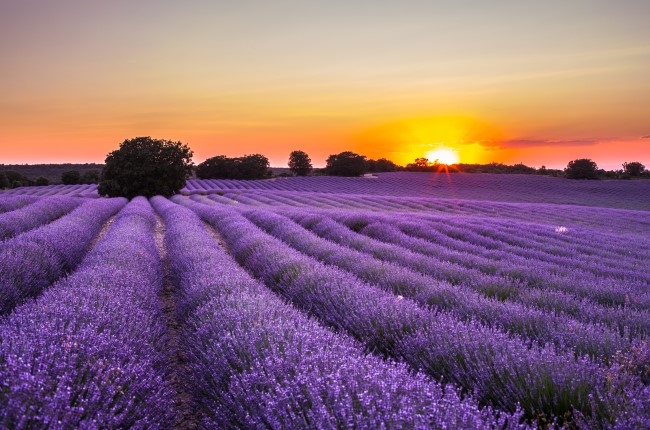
[425,147,460,165]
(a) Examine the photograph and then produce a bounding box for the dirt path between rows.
[202,220,235,258]
[154,215,198,430]
[88,214,117,250]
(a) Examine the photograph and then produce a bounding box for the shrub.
[367,158,400,172]
[3,171,32,188]
[61,170,81,185]
[98,136,194,198]
[325,151,367,176]
[35,177,49,186]
[565,158,599,179]
[196,154,270,180]
[623,161,645,177]
[80,170,100,184]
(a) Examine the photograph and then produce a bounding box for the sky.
[1,0,649,169]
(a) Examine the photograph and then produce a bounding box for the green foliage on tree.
[35,177,49,186]
[238,154,271,179]
[61,170,81,185]
[196,154,270,180]
[366,158,399,173]
[325,151,368,176]
[405,158,433,171]
[565,158,599,179]
[288,150,312,176]
[98,136,194,198]
[622,161,645,177]
[80,170,100,184]
[2,171,32,188]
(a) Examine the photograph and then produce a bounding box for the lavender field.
[0,173,649,428]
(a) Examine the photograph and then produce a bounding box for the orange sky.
[1,1,649,170]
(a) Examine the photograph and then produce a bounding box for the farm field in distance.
[0,172,649,428]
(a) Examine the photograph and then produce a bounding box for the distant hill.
[0,164,104,184]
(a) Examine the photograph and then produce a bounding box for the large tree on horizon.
[565,158,599,179]
[98,137,194,198]
[196,154,270,180]
[325,151,368,176]
[288,150,312,176]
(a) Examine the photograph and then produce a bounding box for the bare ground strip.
[153,215,198,430]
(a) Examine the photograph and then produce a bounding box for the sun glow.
[425,147,460,165]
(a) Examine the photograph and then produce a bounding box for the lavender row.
[344,211,649,293]
[0,197,125,314]
[205,191,648,278]
[239,206,629,360]
[357,206,649,269]
[415,213,649,281]
[323,209,648,310]
[319,212,650,336]
[152,197,518,429]
[460,216,650,272]
[1,184,99,198]
[0,195,36,214]
[396,218,650,310]
[0,197,174,428]
[182,172,650,211]
[0,196,82,240]
[179,196,645,426]
[204,184,650,234]
[209,194,650,338]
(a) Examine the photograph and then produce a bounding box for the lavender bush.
[153,196,522,429]
[0,195,37,214]
[0,197,174,428]
[0,196,82,240]
[0,197,125,314]
[244,208,629,360]
[178,196,647,427]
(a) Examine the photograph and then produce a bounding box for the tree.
[325,151,367,176]
[196,155,235,179]
[35,177,49,186]
[237,154,271,179]
[565,158,599,179]
[80,170,100,184]
[622,161,645,177]
[0,172,8,189]
[98,136,194,198]
[367,158,399,173]
[405,157,433,172]
[288,150,312,176]
[196,154,270,180]
[2,171,31,188]
[61,170,80,185]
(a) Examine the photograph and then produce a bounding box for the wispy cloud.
[479,138,599,150]
[642,135,650,139]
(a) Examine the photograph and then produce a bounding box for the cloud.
[642,135,650,139]
[481,138,598,149]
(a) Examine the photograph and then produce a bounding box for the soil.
[153,215,198,430]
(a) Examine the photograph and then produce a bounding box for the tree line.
[1,137,646,198]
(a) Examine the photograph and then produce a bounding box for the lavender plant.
[178,196,646,427]
[0,196,37,214]
[0,196,82,240]
[0,197,125,314]
[153,196,522,429]
[0,197,174,428]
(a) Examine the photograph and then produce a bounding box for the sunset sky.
[1,0,649,169]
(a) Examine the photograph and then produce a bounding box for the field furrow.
[0,198,126,314]
[152,197,520,428]
[178,195,642,427]
[0,197,175,428]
